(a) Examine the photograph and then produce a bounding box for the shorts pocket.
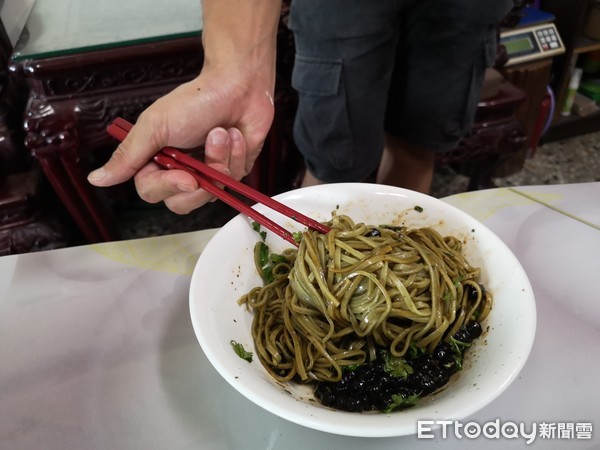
[292,55,355,173]
[292,55,343,96]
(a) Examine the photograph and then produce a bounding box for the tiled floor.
[431,130,600,198]
[118,130,600,240]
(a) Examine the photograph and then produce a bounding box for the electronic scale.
[500,23,565,66]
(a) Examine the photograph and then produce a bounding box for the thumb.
[88,120,163,187]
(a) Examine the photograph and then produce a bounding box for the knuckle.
[110,145,128,164]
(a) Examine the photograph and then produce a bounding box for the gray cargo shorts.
[288,0,512,182]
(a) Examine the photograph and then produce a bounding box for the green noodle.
[238,213,492,383]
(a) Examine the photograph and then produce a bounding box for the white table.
[1,183,599,449]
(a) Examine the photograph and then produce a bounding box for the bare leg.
[301,169,325,187]
[376,132,435,194]
[301,133,436,191]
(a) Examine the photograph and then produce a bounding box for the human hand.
[87,64,275,214]
[136,126,249,214]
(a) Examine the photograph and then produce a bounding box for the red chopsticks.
[106,118,330,246]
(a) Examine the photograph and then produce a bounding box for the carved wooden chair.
[0,17,70,255]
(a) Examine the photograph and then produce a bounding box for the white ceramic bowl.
[189,183,536,437]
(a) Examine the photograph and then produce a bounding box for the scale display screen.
[504,36,534,54]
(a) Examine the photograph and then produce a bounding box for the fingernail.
[88,168,106,183]
[230,128,242,142]
[209,129,228,145]
[177,183,196,192]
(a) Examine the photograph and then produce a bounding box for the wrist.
[201,0,281,88]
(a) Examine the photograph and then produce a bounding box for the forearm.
[201,0,282,86]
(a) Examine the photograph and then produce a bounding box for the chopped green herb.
[256,242,275,283]
[414,205,424,213]
[442,291,454,302]
[262,265,274,284]
[270,254,286,265]
[251,221,267,240]
[384,392,420,413]
[230,340,253,362]
[343,364,360,372]
[255,242,288,284]
[407,342,424,359]
[449,336,471,370]
[257,242,270,268]
[293,231,304,243]
[382,351,413,379]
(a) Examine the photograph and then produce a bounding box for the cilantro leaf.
[381,351,413,379]
[262,265,274,284]
[407,343,424,359]
[251,221,267,240]
[449,336,471,370]
[230,340,253,362]
[270,254,286,265]
[384,392,420,413]
[255,242,287,284]
[257,242,270,269]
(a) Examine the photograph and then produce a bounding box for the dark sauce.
[365,228,382,238]
[314,322,483,413]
